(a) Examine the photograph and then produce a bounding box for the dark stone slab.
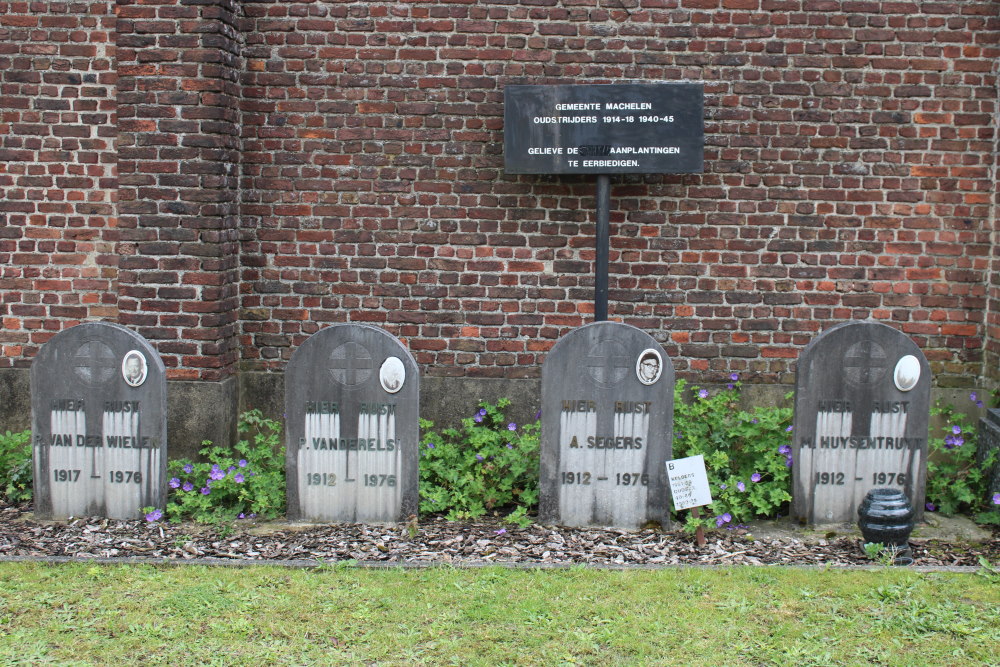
[976,409,1000,496]
[539,322,674,529]
[31,323,167,520]
[792,321,930,525]
[285,324,418,523]
[167,378,237,460]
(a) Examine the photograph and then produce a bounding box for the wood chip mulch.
[1,504,997,568]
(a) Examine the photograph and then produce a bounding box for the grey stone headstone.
[31,322,167,520]
[976,409,1000,496]
[539,321,674,529]
[792,321,930,525]
[285,324,419,523]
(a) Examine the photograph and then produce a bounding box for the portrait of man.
[636,349,662,385]
[379,356,405,394]
[121,350,148,387]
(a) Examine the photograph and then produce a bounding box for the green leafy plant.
[162,410,285,524]
[672,377,794,532]
[925,393,997,523]
[0,429,32,503]
[419,398,539,526]
[862,541,900,567]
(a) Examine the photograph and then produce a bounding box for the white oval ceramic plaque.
[893,355,920,392]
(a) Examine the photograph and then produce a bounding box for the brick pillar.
[115,0,243,452]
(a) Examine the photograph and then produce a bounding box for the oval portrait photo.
[635,348,663,386]
[121,350,148,387]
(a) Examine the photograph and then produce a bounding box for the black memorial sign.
[31,322,167,520]
[285,324,419,523]
[504,83,704,175]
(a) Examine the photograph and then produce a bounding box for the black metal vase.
[858,488,915,565]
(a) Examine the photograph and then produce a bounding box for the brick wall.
[0,1,117,366]
[238,0,999,388]
[2,0,999,393]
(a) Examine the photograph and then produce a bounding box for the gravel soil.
[2,502,997,567]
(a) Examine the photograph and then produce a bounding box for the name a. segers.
[567,435,643,449]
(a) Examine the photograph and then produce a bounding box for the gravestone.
[31,322,166,520]
[285,324,419,523]
[977,409,1000,496]
[539,321,674,529]
[792,321,930,525]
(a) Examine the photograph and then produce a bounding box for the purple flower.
[719,483,727,490]
[426,442,435,449]
[737,481,746,492]
[200,487,210,495]
[970,392,978,402]
[474,414,483,423]
[730,373,739,382]
[977,400,985,408]
[715,513,732,527]
[494,528,507,535]
[727,384,734,390]
[238,459,248,468]
[508,422,517,431]
[993,493,1000,505]
[785,454,794,468]
[476,454,484,461]
[182,464,193,474]
[778,445,791,455]
[238,513,245,519]
[925,502,936,512]
[698,389,709,399]
[227,466,236,473]
[209,469,225,481]
[145,509,163,522]
[182,482,194,492]
[478,408,487,416]
[752,418,758,424]
[751,473,762,483]
[952,425,962,435]
[234,473,245,483]
[535,410,542,419]
[945,435,964,449]
[506,443,514,449]
[785,425,793,432]
[169,477,181,489]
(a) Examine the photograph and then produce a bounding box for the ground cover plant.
[0,562,997,665]
[0,429,31,504]
[672,377,795,532]
[162,410,285,524]
[925,392,1000,525]
[419,398,540,527]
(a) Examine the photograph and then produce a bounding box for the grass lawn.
[1,562,997,665]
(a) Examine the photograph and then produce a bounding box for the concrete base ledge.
[0,554,983,573]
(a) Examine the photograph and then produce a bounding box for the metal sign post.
[503,83,704,321]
